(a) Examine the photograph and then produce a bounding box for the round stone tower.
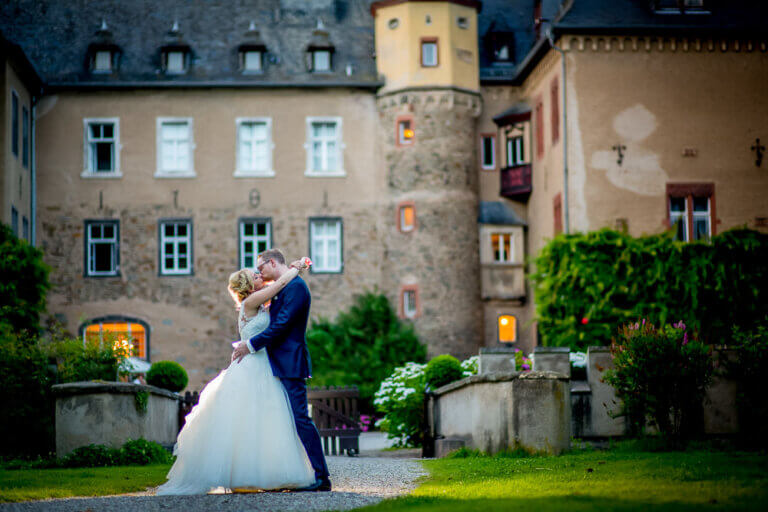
[372,0,483,358]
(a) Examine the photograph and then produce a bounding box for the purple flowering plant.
[605,319,713,445]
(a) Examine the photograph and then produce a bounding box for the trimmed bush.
[604,320,713,444]
[307,291,427,412]
[530,228,768,350]
[147,361,188,392]
[0,223,50,336]
[425,355,464,390]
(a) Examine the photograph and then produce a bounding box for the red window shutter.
[551,79,559,144]
[536,100,544,157]
[553,193,563,235]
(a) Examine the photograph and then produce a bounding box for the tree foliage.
[0,223,50,335]
[306,291,427,412]
[530,228,768,349]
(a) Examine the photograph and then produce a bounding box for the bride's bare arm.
[241,259,309,315]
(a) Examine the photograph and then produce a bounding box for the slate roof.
[478,201,527,226]
[0,0,382,90]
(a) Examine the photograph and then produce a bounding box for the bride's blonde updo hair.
[228,269,257,302]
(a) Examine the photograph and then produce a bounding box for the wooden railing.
[178,386,361,456]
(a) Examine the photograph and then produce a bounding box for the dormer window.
[312,50,332,72]
[243,50,262,72]
[93,51,112,72]
[495,45,510,61]
[165,50,186,73]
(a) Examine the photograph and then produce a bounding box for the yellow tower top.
[372,0,481,94]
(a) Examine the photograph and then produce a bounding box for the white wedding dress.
[156,306,316,495]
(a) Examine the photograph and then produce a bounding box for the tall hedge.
[530,228,768,349]
[0,223,50,335]
[306,291,427,412]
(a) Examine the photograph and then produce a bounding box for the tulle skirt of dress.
[156,349,315,495]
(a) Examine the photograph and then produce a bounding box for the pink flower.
[521,363,531,371]
[683,332,689,345]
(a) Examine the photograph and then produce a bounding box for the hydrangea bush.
[374,355,485,447]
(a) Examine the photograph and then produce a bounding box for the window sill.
[304,170,347,178]
[233,169,276,178]
[154,171,197,179]
[481,166,497,171]
[85,272,121,278]
[160,272,194,277]
[81,171,123,179]
[482,261,522,267]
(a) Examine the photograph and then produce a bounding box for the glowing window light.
[498,315,517,343]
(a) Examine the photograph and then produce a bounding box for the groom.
[231,249,331,492]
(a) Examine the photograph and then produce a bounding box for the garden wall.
[53,381,180,456]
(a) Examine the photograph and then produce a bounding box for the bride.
[156,259,316,495]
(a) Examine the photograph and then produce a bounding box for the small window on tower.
[421,39,438,67]
[243,50,263,72]
[398,202,416,233]
[397,119,414,146]
[498,315,517,343]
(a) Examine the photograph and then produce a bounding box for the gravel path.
[0,456,425,512]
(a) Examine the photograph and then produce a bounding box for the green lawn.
[361,446,768,512]
[0,464,171,503]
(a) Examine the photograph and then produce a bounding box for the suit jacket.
[247,276,312,379]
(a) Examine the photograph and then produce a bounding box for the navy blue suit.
[247,276,329,480]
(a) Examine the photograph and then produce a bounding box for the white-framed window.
[312,50,331,72]
[305,117,345,176]
[83,118,121,177]
[669,197,688,241]
[421,40,438,67]
[691,197,711,241]
[165,51,186,74]
[243,50,263,72]
[235,118,274,177]
[159,220,193,275]
[239,219,272,269]
[310,218,342,273]
[506,136,524,166]
[492,233,514,263]
[85,220,119,277]
[403,288,417,319]
[156,118,195,177]
[481,135,496,170]
[94,50,112,72]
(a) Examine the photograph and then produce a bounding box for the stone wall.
[53,381,180,456]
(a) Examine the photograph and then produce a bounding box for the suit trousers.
[280,377,330,480]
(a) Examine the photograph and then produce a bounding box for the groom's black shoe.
[297,477,332,492]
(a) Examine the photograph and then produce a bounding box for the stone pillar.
[586,346,625,436]
[512,371,571,454]
[478,347,517,374]
[533,346,571,378]
[53,381,180,456]
[377,89,483,358]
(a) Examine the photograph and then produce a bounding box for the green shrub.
[307,291,427,412]
[63,444,122,468]
[121,438,173,465]
[0,223,50,336]
[724,322,768,448]
[530,228,768,350]
[0,326,55,457]
[147,361,188,392]
[425,355,463,390]
[604,320,713,445]
[48,334,121,383]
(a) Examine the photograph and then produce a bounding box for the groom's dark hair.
[259,248,286,265]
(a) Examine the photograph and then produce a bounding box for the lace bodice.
[239,306,270,343]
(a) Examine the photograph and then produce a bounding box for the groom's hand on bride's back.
[231,341,250,364]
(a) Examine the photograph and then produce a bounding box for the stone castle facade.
[2,0,766,390]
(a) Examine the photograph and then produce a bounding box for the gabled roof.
[0,0,381,90]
